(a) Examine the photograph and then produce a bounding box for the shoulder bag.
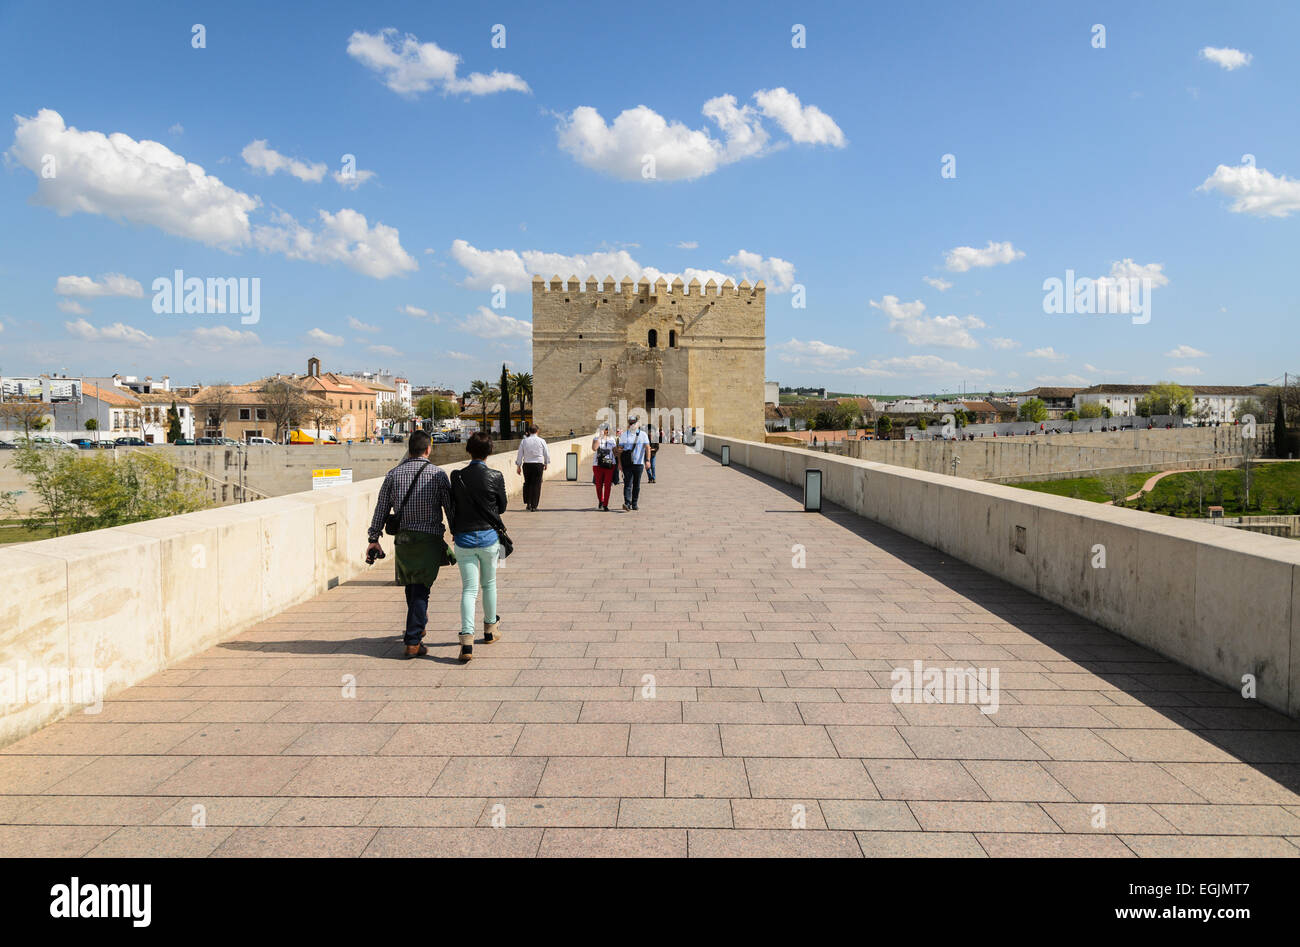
[384,461,428,536]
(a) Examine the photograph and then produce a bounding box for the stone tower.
[532,274,765,440]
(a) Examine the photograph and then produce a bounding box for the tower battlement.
[532,274,765,298]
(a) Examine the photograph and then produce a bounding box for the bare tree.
[193,384,234,437]
[0,401,51,439]
[262,379,314,442]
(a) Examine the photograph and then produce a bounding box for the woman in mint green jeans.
[449,432,507,663]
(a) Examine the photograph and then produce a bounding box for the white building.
[1073,384,1267,422]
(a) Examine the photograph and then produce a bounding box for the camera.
[365,545,386,565]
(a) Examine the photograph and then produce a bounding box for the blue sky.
[1,0,1296,394]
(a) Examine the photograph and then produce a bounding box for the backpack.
[596,442,616,467]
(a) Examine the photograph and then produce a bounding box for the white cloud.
[396,305,427,318]
[556,89,842,181]
[943,240,1025,273]
[1025,347,1065,360]
[9,108,258,248]
[836,354,995,378]
[1170,365,1204,376]
[306,327,344,347]
[446,351,474,361]
[191,326,259,346]
[1089,259,1170,311]
[1166,344,1208,358]
[168,123,184,135]
[989,337,1020,350]
[346,29,530,97]
[450,238,785,294]
[776,338,855,369]
[1199,163,1300,218]
[64,318,154,344]
[241,139,327,183]
[1034,373,1088,385]
[722,250,796,291]
[457,305,532,340]
[57,299,90,315]
[368,344,401,357]
[55,273,144,297]
[676,241,699,250]
[752,87,846,147]
[1200,46,1252,70]
[869,295,985,349]
[348,316,381,332]
[923,276,953,291]
[253,209,417,279]
[332,168,377,190]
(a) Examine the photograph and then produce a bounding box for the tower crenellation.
[529,274,765,298]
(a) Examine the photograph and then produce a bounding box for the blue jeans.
[403,583,429,646]
[622,459,643,507]
[455,543,499,636]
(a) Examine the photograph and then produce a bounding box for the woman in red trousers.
[591,424,617,511]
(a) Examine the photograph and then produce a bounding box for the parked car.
[114,437,147,447]
[69,438,97,449]
[14,436,76,449]
[246,436,277,446]
[387,433,405,443]
[173,438,196,445]
[0,441,15,450]
[195,437,219,445]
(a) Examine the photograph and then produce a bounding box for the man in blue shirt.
[618,416,651,511]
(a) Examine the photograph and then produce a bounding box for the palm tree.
[511,371,533,435]
[470,379,497,434]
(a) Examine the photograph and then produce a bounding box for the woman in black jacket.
[449,432,507,662]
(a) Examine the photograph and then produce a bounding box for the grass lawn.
[0,520,56,545]
[1009,462,1300,516]
[1147,462,1300,516]
[1012,472,1150,503]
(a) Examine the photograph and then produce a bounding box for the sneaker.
[484,617,503,643]
[622,502,631,511]
[458,633,474,662]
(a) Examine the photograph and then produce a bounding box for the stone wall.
[532,275,765,441]
[0,439,592,746]
[837,426,1251,481]
[703,434,1300,719]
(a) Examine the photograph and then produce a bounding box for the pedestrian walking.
[450,432,508,662]
[515,423,550,511]
[365,430,454,658]
[592,424,618,510]
[617,416,651,511]
[645,425,658,483]
[611,428,622,485]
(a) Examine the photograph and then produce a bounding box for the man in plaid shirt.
[366,430,454,657]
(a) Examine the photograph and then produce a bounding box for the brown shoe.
[484,616,502,644]
[458,633,474,662]
[404,644,427,658]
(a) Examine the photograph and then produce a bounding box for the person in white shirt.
[515,424,550,511]
[617,416,651,511]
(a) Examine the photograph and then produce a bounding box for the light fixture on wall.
[804,469,822,512]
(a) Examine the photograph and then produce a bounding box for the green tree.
[166,401,183,443]
[415,394,434,422]
[878,415,893,438]
[470,379,497,434]
[84,418,100,443]
[1018,398,1048,422]
[917,417,928,430]
[434,397,456,422]
[1139,382,1194,417]
[498,364,511,436]
[1064,410,1078,421]
[511,371,533,435]
[1078,402,1104,419]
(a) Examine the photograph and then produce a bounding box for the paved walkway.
[2,446,1298,857]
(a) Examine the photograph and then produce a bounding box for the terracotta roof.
[81,382,141,408]
[1077,384,1268,396]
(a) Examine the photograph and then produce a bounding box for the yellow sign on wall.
[311,468,352,489]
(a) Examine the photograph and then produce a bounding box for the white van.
[247,436,278,446]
